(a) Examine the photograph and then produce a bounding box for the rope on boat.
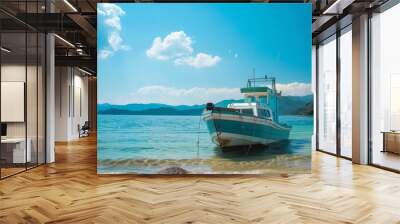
[196,115,202,159]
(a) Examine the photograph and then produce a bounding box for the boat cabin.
[238,76,280,122]
[227,102,273,120]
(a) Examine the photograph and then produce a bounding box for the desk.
[382,131,400,154]
[1,138,31,163]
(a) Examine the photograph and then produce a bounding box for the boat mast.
[252,68,256,87]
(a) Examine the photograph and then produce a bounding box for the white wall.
[1,65,41,137]
[1,63,46,164]
[55,67,70,141]
[71,73,89,138]
[55,67,89,141]
[1,65,26,139]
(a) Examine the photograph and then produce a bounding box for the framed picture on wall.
[97,3,313,175]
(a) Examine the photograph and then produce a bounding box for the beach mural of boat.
[96,3,313,175]
[203,76,291,149]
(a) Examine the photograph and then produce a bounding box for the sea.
[97,115,313,174]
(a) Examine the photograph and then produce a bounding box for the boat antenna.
[252,68,256,87]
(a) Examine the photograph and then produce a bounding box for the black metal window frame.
[315,0,400,173]
[315,23,352,161]
[0,0,48,180]
[366,1,400,173]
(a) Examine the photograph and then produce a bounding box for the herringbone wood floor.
[1,135,400,224]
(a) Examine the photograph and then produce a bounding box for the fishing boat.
[202,76,291,149]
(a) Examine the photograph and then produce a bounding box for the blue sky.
[98,3,311,105]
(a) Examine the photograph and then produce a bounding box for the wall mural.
[97,3,313,174]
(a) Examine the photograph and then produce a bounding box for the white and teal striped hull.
[202,110,291,148]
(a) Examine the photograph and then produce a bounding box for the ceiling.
[311,0,391,43]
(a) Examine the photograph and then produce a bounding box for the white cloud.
[105,82,312,105]
[98,3,128,59]
[105,16,122,31]
[98,3,125,17]
[128,85,242,105]
[234,53,239,58]
[174,53,221,68]
[146,31,193,60]
[98,49,113,59]
[276,82,312,96]
[98,3,125,31]
[108,32,129,51]
[146,31,221,68]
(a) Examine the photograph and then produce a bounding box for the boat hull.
[202,110,290,148]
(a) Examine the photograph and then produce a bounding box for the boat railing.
[246,75,276,91]
[211,106,240,113]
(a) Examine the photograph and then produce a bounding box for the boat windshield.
[240,109,254,115]
[244,96,256,103]
[259,96,268,105]
[257,109,271,119]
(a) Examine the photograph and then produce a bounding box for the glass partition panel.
[317,35,337,154]
[0,1,46,179]
[38,32,45,165]
[371,3,400,171]
[1,31,27,177]
[27,30,38,169]
[339,27,352,158]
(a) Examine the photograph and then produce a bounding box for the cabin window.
[241,109,254,115]
[245,96,256,103]
[258,109,271,118]
[259,96,268,104]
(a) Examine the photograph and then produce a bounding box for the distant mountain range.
[98,95,313,116]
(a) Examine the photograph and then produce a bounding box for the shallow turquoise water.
[97,115,313,174]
